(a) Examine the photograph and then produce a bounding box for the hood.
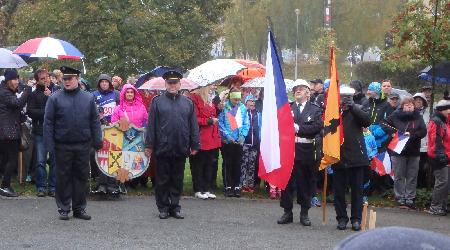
[350,80,363,94]
[97,74,113,91]
[413,92,428,108]
[119,83,144,108]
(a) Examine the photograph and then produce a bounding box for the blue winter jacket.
[364,131,378,159]
[219,100,249,143]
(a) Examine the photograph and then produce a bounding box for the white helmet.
[292,79,310,91]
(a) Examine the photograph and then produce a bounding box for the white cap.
[292,79,310,91]
[340,85,356,95]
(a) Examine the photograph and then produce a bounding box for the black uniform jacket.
[43,87,102,151]
[146,91,200,157]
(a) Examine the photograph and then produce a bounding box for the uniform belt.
[295,137,313,144]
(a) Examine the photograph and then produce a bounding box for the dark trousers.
[191,149,216,193]
[155,156,186,213]
[280,143,316,214]
[418,152,431,189]
[0,140,19,188]
[221,143,242,189]
[55,143,90,214]
[333,164,364,223]
[210,148,219,189]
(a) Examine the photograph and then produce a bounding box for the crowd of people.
[0,66,449,229]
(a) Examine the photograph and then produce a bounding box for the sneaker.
[311,196,322,207]
[204,192,216,199]
[73,210,91,220]
[397,199,408,208]
[428,207,447,216]
[36,191,46,197]
[234,187,241,198]
[363,196,368,204]
[405,200,416,210]
[194,192,208,200]
[59,211,69,220]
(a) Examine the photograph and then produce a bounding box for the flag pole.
[322,170,328,225]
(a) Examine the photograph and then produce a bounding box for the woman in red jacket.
[427,100,450,216]
[189,87,222,199]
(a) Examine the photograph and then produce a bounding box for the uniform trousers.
[55,142,90,214]
[280,143,316,214]
[155,155,186,213]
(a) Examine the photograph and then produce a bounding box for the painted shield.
[95,123,149,179]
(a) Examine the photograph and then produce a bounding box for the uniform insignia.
[307,116,311,121]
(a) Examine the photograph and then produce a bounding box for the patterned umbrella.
[138,77,198,91]
[0,48,28,68]
[13,37,84,60]
[187,59,247,87]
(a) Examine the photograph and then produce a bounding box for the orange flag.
[319,47,343,170]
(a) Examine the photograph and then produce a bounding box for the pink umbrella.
[138,77,199,91]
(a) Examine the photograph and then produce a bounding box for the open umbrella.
[241,77,265,88]
[187,59,247,87]
[419,61,450,84]
[13,37,84,60]
[0,48,28,68]
[135,66,185,88]
[138,77,198,91]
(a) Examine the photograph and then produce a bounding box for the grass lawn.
[10,154,442,210]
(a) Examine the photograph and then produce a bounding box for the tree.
[311,28,341,60]
[382,0,449,71]
[5,0,231,80]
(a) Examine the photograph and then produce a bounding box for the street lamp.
[295,8,300,80]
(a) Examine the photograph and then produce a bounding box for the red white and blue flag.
[258,30,295,190]
[226,105,244,130]
[371,151,394,178]
[388,132,410,154]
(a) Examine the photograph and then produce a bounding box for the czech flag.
[258,30,295,190]
[371,151,394,179]
[226,105,244,130]
[388,132,410,154]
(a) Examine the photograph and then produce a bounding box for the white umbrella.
[186,59,246,87]
[284,79,296,92]
[392,88,412,99]
[241,77,264,88]
[0,48,28,68]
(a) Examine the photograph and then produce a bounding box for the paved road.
[0,196,449,250]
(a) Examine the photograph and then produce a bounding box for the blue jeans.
[34,135,56,192]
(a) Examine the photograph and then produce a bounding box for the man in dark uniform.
[145,70,200,220]
[44,66,102,221]
[309,78,325,108]
[333,85,371,231]
[277,79,323,226]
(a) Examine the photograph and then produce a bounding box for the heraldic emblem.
[96,122,149,182]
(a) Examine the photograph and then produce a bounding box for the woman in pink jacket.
[111,84,148,128]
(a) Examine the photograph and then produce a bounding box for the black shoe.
[36,191,46,197]
[159,211,170,219]
[234,188,241,198]
[47,191,55,197]
[337,220,347,230]
[277,211,293,224]
[351,221,361,231]
[73,211,91,220]
[59,212,69,221]
[93,185,107,194]
[224,187,233,197]
[170,211,184,219]
[0,187,18,197]
[300,214,311,226]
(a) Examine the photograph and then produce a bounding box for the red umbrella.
[138,77,198,91]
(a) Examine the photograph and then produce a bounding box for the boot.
[277,211,293,224]
[300,210,311,226]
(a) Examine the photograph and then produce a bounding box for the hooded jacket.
[218,100,249,143]
[111,84,148,128]
[427,112,450,169]
[92,74,120,124]
[413,92,430,153]
[189,93,221,151]
[383,109,427,156]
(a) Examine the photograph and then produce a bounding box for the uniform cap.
[60,66,81,78]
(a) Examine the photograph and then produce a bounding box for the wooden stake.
[18,152,23,184]
[322,170,328,225]
[368,210,377,230]
[361,203,368,231]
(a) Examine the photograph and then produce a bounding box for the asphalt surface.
[0,196,449,250]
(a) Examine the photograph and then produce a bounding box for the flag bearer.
[277,80,323,226]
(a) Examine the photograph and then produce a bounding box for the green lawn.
[9,154,442,210]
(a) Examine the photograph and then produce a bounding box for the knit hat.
[436,100,450,111]
[244,94,255,104]
[368,82,381,95]
[4,69,19,82]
